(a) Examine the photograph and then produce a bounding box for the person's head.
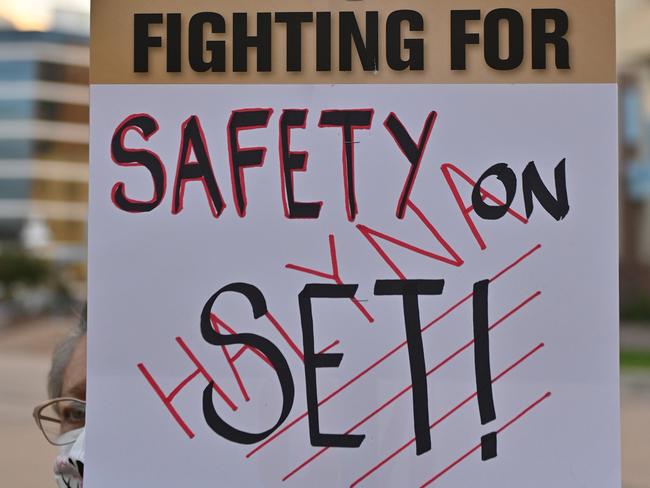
[33,308,87,488]
[48,310,87,402]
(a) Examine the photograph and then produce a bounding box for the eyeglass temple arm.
[39,414,62,423]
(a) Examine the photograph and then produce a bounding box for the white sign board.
[88,2,620,487]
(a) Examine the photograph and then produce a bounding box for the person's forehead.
[61,337,87,398]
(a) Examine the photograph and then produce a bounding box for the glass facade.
[0,60,87,84]
[0,140,32,159]
[0,99,34,119]
[33,140,88,162]
[0,100,88,124]
[0,140,88,162]
[0,60,36,81]
[48,219,86,243]
[0,29,89,285]
[37,101,88,124]
[32,179,87,203]
[0,178,30,200]
[38,61,88,85]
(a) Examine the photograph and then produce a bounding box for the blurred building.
[616,0,650,303]
[0,26,88,296]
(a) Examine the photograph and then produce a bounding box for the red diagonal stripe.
[418,392,552,487]
[245,244,542,459]
[287,339,543,483]
[349,342,544,487]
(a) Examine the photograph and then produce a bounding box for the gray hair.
[48,306,87,399]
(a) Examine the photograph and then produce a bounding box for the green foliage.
[0,247,50,298]
[620,294,650,323]
[620,350,650,369]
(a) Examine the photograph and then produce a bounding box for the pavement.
[0,318,648,487]
[621,371,650,488]
[621,323,650,350]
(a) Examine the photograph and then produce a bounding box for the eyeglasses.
[33,397,86,446]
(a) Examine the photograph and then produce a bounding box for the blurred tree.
[0,247,50,300]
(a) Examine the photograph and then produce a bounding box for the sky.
[0,0,89,30]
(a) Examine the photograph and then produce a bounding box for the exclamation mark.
[472,279,497,461]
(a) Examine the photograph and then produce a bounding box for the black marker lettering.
[227,108,273,217]
[201,283,295,445]
[522,159,569,220]
[472,163,517,220]
[384,111,437,219]
[374,279,445,455]
[472,279,497,461]
[279,109,322,219]
[172,115,226,218]
[110,114,166,213]
[318,109,373,222]
[299,283,365,448]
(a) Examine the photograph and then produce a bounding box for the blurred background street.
[0,0,648,486]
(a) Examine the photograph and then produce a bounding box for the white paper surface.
[87,84,620,487]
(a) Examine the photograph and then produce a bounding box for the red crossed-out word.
[286,234,375,323]
[137,337,237,439]
[139,311,339,436]
[357,163,531,278]
[211,314,274,403]
[210,312,339,402]
[441,163,528,251]
[283,300,543,482]
[357,199,464,280]
[246,244,542,459]
[349,343,545,487]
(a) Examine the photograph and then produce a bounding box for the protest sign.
[88,1,619,486]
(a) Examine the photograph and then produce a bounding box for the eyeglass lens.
[38,399,85,444]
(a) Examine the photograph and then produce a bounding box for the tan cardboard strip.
[91,0,615,85]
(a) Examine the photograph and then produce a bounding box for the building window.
[0,140,32,159]
[38,61,88,85]
[0,60,36,81]
[0,178,30,199]
[36,101,88,124]
[34,140,88,162]
[0,100,34,119]
[0,100,88,124]
[0,140,88,162]
[0,60,88,85]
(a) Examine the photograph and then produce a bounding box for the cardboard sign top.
[91,0,615,85]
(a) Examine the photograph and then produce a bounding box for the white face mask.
[53,428,85,488]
